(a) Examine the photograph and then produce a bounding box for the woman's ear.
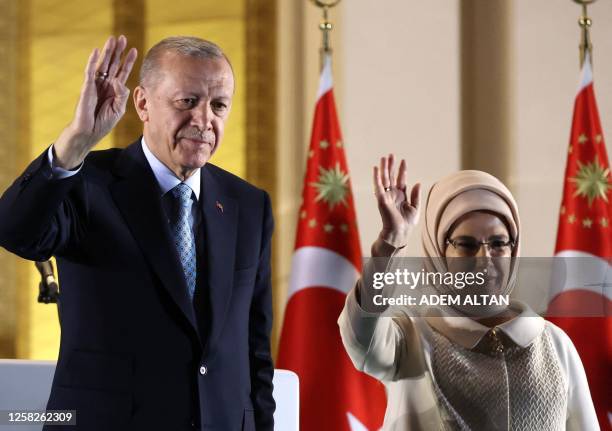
[133,86,149,122]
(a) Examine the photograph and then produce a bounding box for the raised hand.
[373,154,421,248]
[54,35,138,169]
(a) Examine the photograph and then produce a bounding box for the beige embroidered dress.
[338,279,600,431]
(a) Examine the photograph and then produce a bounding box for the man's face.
[134,52,234,179]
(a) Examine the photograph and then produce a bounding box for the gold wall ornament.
[573,0,597,66]
[309,0,341,66]
[310,0,341,7]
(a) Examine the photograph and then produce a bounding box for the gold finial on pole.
[310,0,341,68]
[573,0,596,66]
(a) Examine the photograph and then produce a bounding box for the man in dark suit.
[0,35,275,430]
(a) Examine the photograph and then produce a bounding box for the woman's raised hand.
[373,154,421,248]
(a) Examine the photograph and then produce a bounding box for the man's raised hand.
[54,35,138,169]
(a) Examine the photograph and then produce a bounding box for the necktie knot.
[172,183,193,208]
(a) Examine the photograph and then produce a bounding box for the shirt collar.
[141,137,201,200]
[424,300,545,349]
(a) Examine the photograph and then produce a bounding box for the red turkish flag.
[277,55,386,430]
[548,55,612,430]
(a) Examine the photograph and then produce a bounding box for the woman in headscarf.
[338,154,599,430]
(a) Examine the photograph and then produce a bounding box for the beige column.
[460,0,515,184]
[274,0,304,359]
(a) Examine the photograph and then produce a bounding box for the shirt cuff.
[47,145,83,179]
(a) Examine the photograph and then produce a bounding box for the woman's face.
[444,211,513,296]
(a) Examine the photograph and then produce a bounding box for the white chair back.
[0,360,299,430]
[0,359,55,431]
[272,369,300,430]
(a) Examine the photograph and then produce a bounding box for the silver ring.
[384,187,392,192]
[96,71,109,79]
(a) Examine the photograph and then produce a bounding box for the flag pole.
[573,0,596,66]
[310,0,341,70]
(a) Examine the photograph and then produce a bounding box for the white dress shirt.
[48,138,201,235]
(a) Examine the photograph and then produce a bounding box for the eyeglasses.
[445,236,515,256]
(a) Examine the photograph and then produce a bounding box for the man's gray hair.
[139,36,233,87]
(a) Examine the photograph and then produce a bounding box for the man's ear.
[133,86,149,122]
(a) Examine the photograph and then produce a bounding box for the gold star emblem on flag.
[569,158,611,206]
[311,163,350,210]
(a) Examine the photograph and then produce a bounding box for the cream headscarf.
[421,170,521,315]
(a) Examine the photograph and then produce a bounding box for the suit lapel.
[200,166,238,355]
[109,141,199,339]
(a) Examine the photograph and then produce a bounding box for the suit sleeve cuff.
[48,145,83,179]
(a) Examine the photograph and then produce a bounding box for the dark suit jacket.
[0,140,275,431]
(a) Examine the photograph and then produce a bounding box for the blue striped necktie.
[170,183,196,299]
